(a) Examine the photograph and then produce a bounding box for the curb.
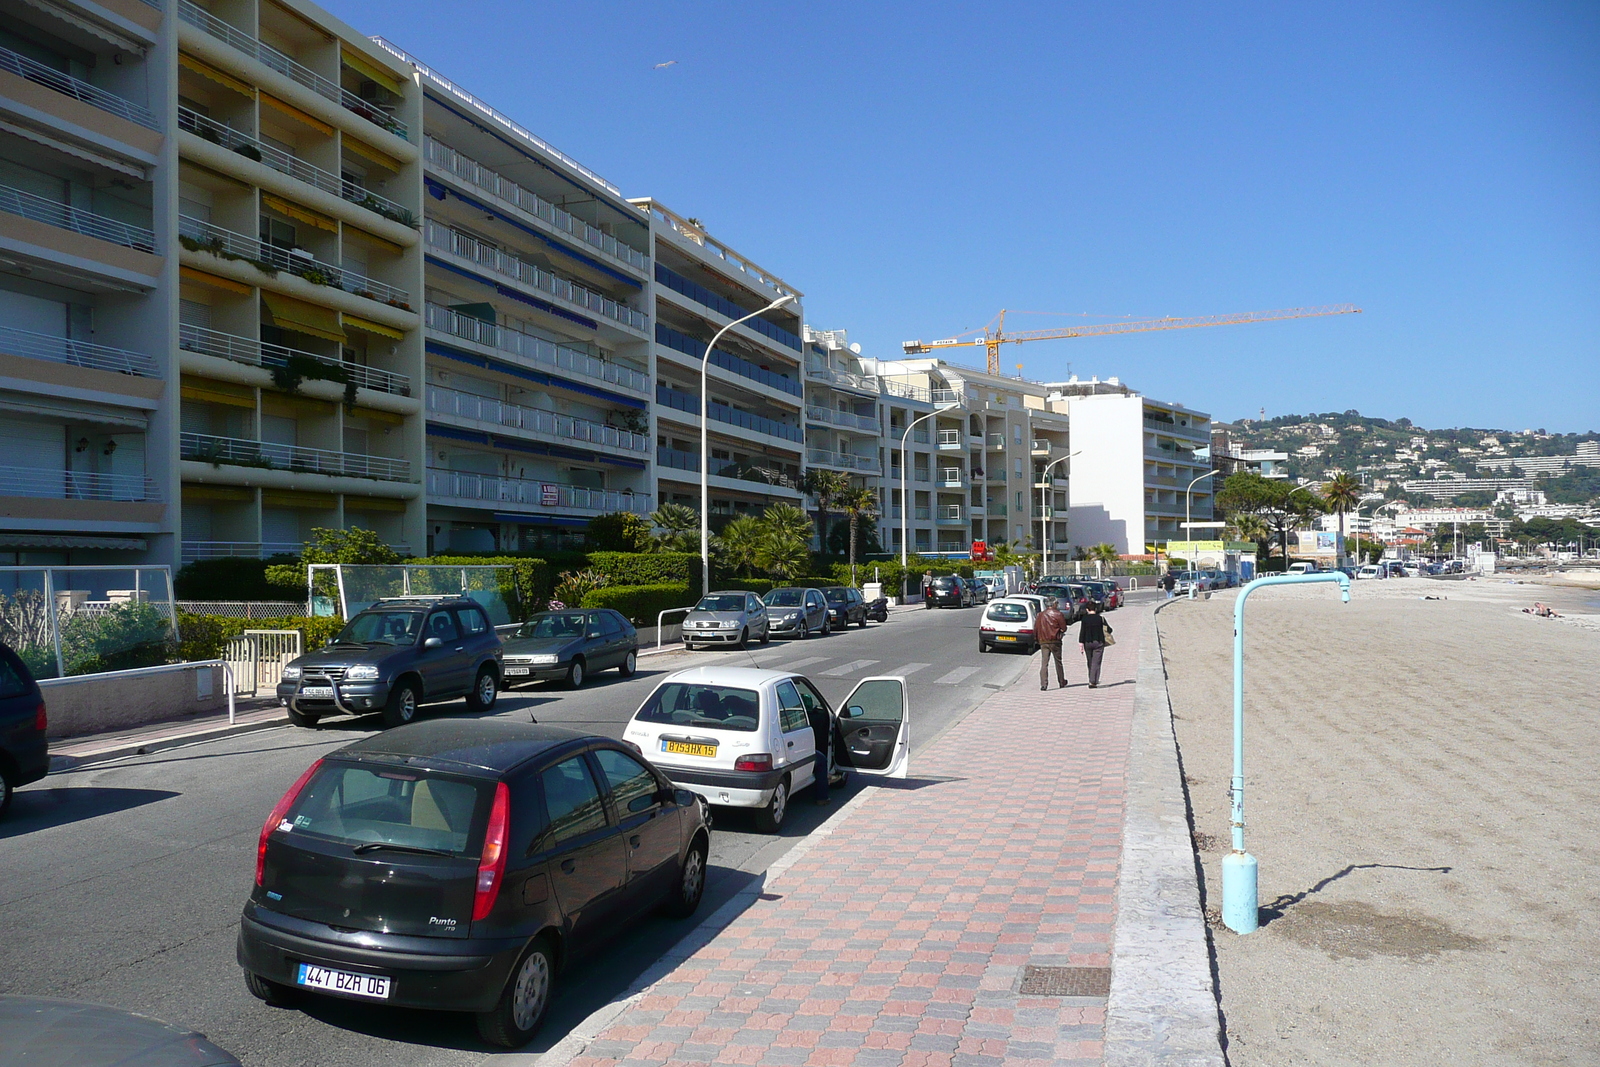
[51,713,291,771]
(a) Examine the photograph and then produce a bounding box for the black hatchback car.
[277,596,502,729]
[239,719,711,1047]
[922,575,972,608]
[0,642,48,817]
[821,586,868,629]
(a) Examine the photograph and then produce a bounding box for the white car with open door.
[622,666,910,833]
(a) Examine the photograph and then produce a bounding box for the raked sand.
[1156,575,1600,1066]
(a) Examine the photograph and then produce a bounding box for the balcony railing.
[914,506,931,520]
[655,264,801,352]
[805,406,879,432]
[1145,414,1208,437]
[937,429,962,448]
[177,0,409,140]
[427,468,648,514]
[988,503,1007,516]
[0,465,159,502]
[427,386,648,453]
[181,540,306,562]
[181,431,412,481]
[178,108,416,227]
[913,470,930,483]
[936,504,964,524]
[0,44,159,130]
[179,215,411,306]
[987,433,1006,448]
[179,323,411,396]
[883,380,932,403]
[930,388,962,404]
[426,304,647,394]
[0,324,157,377]
[656,385,803,444]
[426,223,645,332]
[937,468,965,487]
[656,447,799,489]
[803,358,878,393]
[0,183,156,252]
[423,138,645,269]
[806,448,881,474]
[656,323,801,397]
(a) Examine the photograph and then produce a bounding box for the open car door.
[834,676,909,779]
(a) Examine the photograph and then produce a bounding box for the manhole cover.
[1018,965,1111,997]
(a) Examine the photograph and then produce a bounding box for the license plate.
[296,962,390,999]
[300,686,333,697]
[997,635,1016,642]
[504,667,530,676]
[663,740,717,758]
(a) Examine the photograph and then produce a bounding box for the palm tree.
[1088,542,1120,564]
[839,486,880,585]
[1322,473,1361,565]
[717,515,763,577]
[801,469,850,554]
[650,503,698,552]
[757,503,815,581]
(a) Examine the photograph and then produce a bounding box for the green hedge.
[580,583,697,626]
[420,555,552,616]
[586,551,701,587]
[176,611,345,662]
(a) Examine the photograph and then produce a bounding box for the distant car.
[1032,582,1079,619]
[978,597,1039,654]
[239,720,712,1048]
[822,586,869,629]
[1062,584,1096,621]
[964,577,989,605]
[682,591,770,650]
[1174,570,1206,595]
[1356,564,1382,580]
[0,641,47,817]
[1287,562,1320,575]
[762,587,830,638]
[0,997,242,1066]
[278,596,503,729]
[501,609,638,689]
[1082,580,1121,610]
[923,575,972,608]
[977,576,1005,598]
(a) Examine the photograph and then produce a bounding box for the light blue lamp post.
[1222,570,1352,934]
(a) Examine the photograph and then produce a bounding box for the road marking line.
[894,662,932,676]
[933,664,982,685]
[770,655,830,670]
[821,659,880,676]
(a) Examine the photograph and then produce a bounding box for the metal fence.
[307,564,517,624]
[225,629,302,695]
[178,601,305,619]
[0,566,176,680]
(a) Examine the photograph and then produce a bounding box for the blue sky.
[331,1,1598,433]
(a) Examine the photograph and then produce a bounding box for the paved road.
[0,603,1033,1066]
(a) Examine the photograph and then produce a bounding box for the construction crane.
[902,305,1362,375]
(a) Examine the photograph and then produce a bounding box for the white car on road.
[978,597,1039,654]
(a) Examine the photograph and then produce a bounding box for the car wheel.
[821,618,832,636]
[382,679,419,729]
[0,762,12,818]
[737,627,749,650]
[477,937,555,1048]
[754,778,789,834]
[565,657,586,689]
[618,649,637,676]
[858,615,867,629]
[285,704,320,729]
[244,971,296,1006]
[799,619,810,639]
[978,640,989,653]
[760,626,770,645]
[662,835,708,918]
[467,666,499,712]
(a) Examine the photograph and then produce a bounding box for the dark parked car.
[0,641,48,817]
[501,609,638,689]
[922,575,972,608]
[0,997,242,1066]
[762,587,829,638]
[277,597,503,729]
[1032,582,1083,622]
[964,577,989,605]
[822,586,868,629]
[238,719,712,1048]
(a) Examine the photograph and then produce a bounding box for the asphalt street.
[0,601,1038,1066]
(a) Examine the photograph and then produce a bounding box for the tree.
[650,503,699,552]
[756,504,814,581]
[716,515,764,577]
[1322,473,1361,564]
[265,526,400,597]
[1087,542,1120,564]
[1217,473,1323,570]
[801,469,851,553]
[585,512,653,552]
[839,486,881,585]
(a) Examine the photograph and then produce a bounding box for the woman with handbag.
[1077,603,1114,689]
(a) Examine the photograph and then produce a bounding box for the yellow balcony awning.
[260,92,334,136]
[261,194,337,233]
[344,494,407,513]
[343,314,405,341]
[342,134,401,173]
[179,53,255,98]
[181,379,256,408]
[341,47,406,96]
[261,292,345,343]
[180,266,252,294]
[263,490,338,509]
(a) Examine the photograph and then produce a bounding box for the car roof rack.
[372,595,466,604]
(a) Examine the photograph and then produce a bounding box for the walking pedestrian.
[1035,598,1069,690]
[1161,571,1177,599]
[1078,603,1114,688]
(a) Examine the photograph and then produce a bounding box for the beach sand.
[1156,576,1600,1066]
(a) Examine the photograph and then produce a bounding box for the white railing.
[931,388,962,404]
[181,541,310,561]
[936,504,964,523]
[0,183,156,251]
[0,465,159,502]
[937,468,965,486]
[883,380,932,403]
[426,468,649,513]
[425,223,646,332]
[423,138,645,269]
[630,198,798,299]
[181,431,412,482]
[805,448,881,474]
[225,628,302,695]
[804,358,878,393]
[937,429,962,448]
[426,386,647,453]
[0,44,159,129]
[179,215,411,306]
[425,304,647,393]
[805,406,879,432]
[0,324,157,377]
[180,323,410,395]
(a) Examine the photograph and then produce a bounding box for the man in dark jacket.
[1035,599,1069,691]
[1078,603,1114,687]
[1161,571,1177,598]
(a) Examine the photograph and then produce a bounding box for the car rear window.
[0,651,32,699]
[634,683,761,732]
[986,602,1029,622]
[931,577,957,588]
[282,762,490,857]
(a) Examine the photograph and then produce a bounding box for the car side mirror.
[843,705,864,718]
[628,794,657,814]
[423,636,443,649]
[587,630,602,639]
[673,788,697,808]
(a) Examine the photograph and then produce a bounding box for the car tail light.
[734,753,773,772]
[257,759,322,886]
[473,781,511,921]
[980,625,995,632]
[1019,628,1034,636]
[622,739,641,754]
[34,701,46,733]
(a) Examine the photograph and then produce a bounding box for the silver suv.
[682,591,770,650]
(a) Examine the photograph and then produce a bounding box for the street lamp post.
[1183,470,1217,598]
[900,404,956,595]
[1038,449,1081,577]
[700,294,795,596]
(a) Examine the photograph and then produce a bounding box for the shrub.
[421,555,553,617]
[176,611,344,662]
[585,512,653,552]
[552,569,608,609]
[59,603,176,676]
[580,583,697,626]
[586,551,700,587]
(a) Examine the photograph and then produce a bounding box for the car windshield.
[764,589,805,607]
[824,588,848,602]
[634,683,761,732]
[516,613,588,639]
[283,761,489,857]
[695,595,746,612]
[336,611,423,645]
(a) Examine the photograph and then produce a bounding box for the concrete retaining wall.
[41,661,229,739]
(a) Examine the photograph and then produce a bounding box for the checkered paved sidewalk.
[565,612,1148,1067]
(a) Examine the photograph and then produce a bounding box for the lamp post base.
[1221,850,1259,933]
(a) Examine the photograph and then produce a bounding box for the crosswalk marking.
[893,662,932,677]
[821,659,880,677]
[772,655,829,670]
[933,664,982,685]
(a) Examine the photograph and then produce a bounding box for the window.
[456,606,488,635]
[794,678,830,720]
[747,595,763,613]
[284,764,488,856]
[593,749,660,814]
[339,611,422,644]
[633,683,761,731]
[600,611,625,637]
[775,681,808,733]
[1014,425,1023,444]
[0,653,30,698]
[539,757,609,845]
[426,611,459,642]
[1014,459,1023,477]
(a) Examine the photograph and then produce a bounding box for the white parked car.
[623,667,910,833]
[1287,562,1320,575]
[1356,564,1382,580]
[978,597,1039,654]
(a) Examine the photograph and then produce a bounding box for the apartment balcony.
[935,504,964,525]
[805,406,880,433]
[656,323,801,398]
[0,466,160,502]
[986,433,1007,449]
[427,304,647,396]
[914,506,931,521]
[936,468,966,488]
[656,385,803,445]
[1031,439,1068,456]
[428,386,648,454]
[0,324,157,378]
[422,138,646,272]
[937,429,963,450]
[427,468,648,515]
[912,470,930,483]
[655,263,802,353]
[803,358,878,395]
[988,503,1007,516]
[178,108,416,229]
[425,222,645,334]
[1033,476,1070,489]
[0,44,159,130]
[1,183,156,253]
[883,380,932,404]
[177,0,409,140]
[181,432,411,482]
[180,539,414,562]
[1145,414,1208,440]
[180,323,411,396]
[179,215,410,306]
[656,447,801,494]
[930,387,962,404]
[1145,473,1180,487]
[1146,443,1202,465]
[806,448,881,475]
